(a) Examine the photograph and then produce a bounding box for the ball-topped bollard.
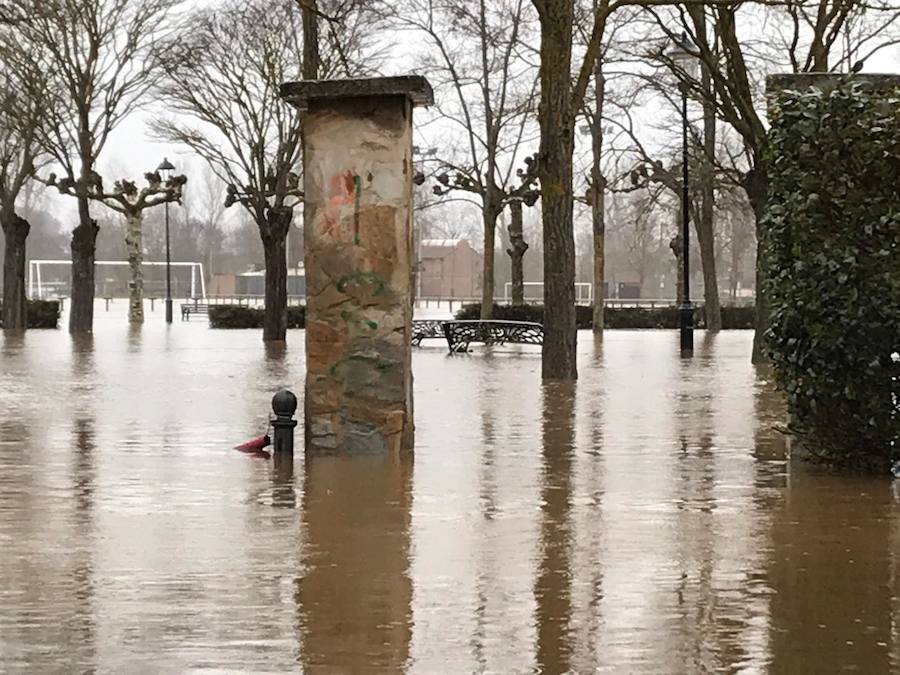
[271,389,298,455]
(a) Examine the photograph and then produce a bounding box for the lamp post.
[157,157,175,323]
[666,33,699,355]
[412,145,437,302]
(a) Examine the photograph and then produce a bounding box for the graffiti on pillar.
[322,170,363,244]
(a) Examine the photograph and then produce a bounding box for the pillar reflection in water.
[296,454,412,670]
[534,381,576,674]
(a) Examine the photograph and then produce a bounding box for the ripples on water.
[0,305,898,672]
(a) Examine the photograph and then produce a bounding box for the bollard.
[271,389,298,454]
[150,298,155,311]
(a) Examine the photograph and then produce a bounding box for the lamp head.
[157,157,176,180]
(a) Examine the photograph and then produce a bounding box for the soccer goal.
[503,281,592,305]
[28,260,206,300]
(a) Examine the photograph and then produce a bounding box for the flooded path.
[1,308,898,672]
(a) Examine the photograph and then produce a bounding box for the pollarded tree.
[48,171,186,323]
[13,0,180,334]
[154,0,380,341]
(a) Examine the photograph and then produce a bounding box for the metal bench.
[411,319,446,346]
[181,303,210,320]
[441,320,544,353]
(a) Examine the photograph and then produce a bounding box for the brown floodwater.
[1,304,898,673]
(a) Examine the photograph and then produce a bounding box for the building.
[418,238,482,299]
[209,268,306,297]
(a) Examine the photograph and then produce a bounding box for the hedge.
[27,300,60,328]
[454,303,755,330]
[208,304,305,329]
[0,299,60,329]
[764,79,900,471]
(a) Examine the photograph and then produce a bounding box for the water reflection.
[263,341,289,382]
[127,323,142,353]
[535,381,576,673]
[271,452,296,509]
[768,468,897,672]
[297,454,413,671]
[70,414,97,670]
[70,334,95,384]
[0,325,898,672]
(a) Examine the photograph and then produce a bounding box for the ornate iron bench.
[441,319,543,353]
[181,303,210,320]
[411,319,446,346]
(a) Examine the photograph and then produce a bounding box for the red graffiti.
[322,170,356,239]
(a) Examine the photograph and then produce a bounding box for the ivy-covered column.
[765,74,900,471]
[281,77,433,456]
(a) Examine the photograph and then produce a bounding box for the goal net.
[503,281,592,305]
[28,260,206,300]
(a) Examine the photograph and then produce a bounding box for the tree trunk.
[745,165,769,364]
[590,0,606,334]
[730,218,740,299]
[534,0,577,380]
[302,0,319,80]
[480,202,499,318]
[261,207,291,342]
[69,196,99,334]
[589,131,605,334]
[1,212,29,331]
[124,211,144,323]
[507,199,528,306]
[698,53,721,332]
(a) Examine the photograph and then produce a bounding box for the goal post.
[503,281,592,305]
[28,260,206,300]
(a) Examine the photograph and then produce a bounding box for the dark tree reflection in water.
[535,380,576,674]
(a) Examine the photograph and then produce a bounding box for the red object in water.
[234,434,271,452]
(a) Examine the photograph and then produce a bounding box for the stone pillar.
[281,77,433,456]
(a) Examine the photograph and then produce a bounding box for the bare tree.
[155,0,380,341]
[393,0,540,318]
[644,1,900,360]
[153,0,303,341]
[575,2,635,333]
[14,0,179,333]
[0,31,47,329]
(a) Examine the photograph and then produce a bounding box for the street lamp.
[666,32,699,355]
[157,157,176,323]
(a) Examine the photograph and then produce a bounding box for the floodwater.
[1,302,898,673]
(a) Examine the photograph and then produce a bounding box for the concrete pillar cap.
[280,76,434,110]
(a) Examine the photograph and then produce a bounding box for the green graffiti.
[353,174,362,245]
[335,271,388,295]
